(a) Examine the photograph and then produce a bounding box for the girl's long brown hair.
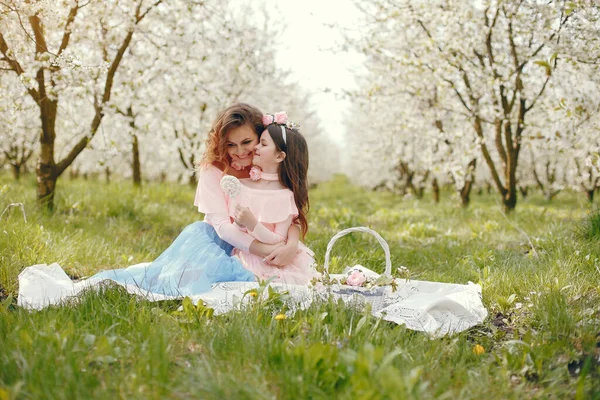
[266,124,310,238]
[200,103,264,172]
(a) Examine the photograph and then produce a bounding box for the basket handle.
[323,226,392,277]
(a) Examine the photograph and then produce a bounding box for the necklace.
[259,171,279,181]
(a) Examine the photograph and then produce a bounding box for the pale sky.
[274,0,365,146]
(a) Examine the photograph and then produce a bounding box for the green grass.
[1,173,599,399]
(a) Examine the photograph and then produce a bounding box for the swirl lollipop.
[220,175,242,199]
[220,175,243,227]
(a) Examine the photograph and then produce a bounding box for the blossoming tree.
[346,0,588,210]
[0,0,163,208]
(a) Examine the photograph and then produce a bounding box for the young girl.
[217,113,318,284]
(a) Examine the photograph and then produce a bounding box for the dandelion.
[275,313,287,321]
[473,344,485,355]
[248,291,257,297]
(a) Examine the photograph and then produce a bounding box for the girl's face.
[253,129,284,172]
[226,124,258,168]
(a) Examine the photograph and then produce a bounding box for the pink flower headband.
[262,111,288,126]
[262,111,301,145]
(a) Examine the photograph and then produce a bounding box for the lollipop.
[220,175,242,198]
[221,175,243,227]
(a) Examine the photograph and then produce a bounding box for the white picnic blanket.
[18,262,487,337]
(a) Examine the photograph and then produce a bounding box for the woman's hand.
[234,205,258,231]
[249,241,284,265]
[263,240,299,267]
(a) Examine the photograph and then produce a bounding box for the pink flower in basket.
[346,270,367,286]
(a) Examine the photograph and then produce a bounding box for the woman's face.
[253,129,284,171]
[226,124,258,168]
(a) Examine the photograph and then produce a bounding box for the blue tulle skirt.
[92,221,256,296]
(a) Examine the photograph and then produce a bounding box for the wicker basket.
[324,226,393,277]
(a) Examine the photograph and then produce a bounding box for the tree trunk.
[126,105,142,187]
[188,171,197,187]
[544,190,559,201]
[502,189,517,212]
[519,186,528,199]
[502,131,520,213]
[586,190,594,203]
[105,167,111,184]
[432,178,440,203]
[188,153,197,187]
[415,187,425,199]
[11,164,20,180]
[132,133,141,187]
[36,161,57,210]
[460,184,472,208]
[36,94,59,210]
[459,159,476,208]
[460,180,474,208]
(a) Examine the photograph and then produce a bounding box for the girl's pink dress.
[229,183,320,285]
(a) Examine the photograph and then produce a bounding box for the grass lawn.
[1,173,599,399]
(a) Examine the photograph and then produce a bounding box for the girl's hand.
[234,205,258,231]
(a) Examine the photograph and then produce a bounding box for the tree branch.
[55,0,162,177]
[28,15,49,54]
[57,2,79,56]
[136,0,163,22]
[443,78,472,113]
[0,32,41,102]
